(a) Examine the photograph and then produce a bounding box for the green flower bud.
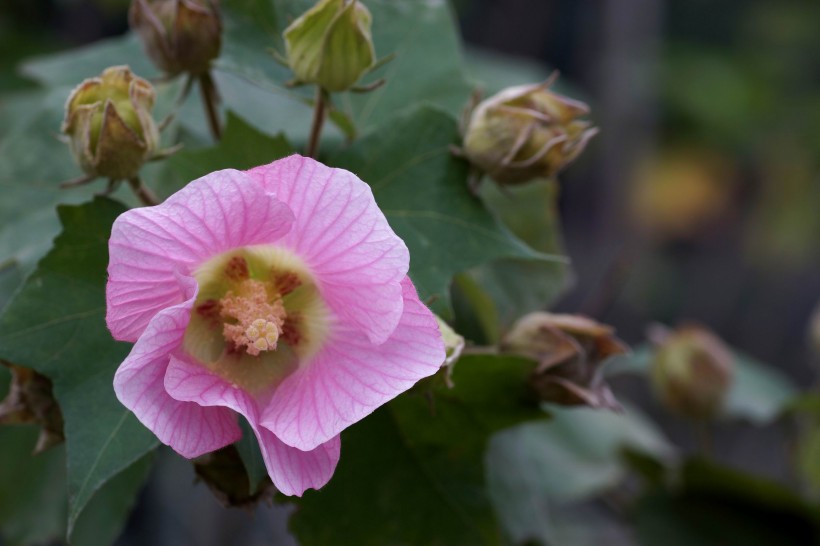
[284,0,376,92]
[130,0,222,77]
[501,312,627,411]
[462,80,598,185]
[650,326,734,420]
[62,66,159,181]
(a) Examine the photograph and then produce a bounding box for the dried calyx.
[501,312,627,411]
[0,361,64,453]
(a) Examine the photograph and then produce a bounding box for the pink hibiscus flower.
[106,155,445,495]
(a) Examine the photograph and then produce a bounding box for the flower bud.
[462,80,598,185]
[62,66,159,181]
[130,0,222,77]
[501,312,627,411]
[650,325,734,420]
[284,0,376,92]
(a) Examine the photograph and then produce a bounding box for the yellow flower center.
[183,246,329,395]
[219,279,286,355]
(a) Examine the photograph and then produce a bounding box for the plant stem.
[199,71,223,141]
[127,177,159,206]
[306,87,328,158]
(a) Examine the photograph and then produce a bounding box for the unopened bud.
[463,79,598,185]
[130,0,222,76]
[62,66,159,180]
[284,0,375,92]
[650,325,734,420]
[501,312,627,411]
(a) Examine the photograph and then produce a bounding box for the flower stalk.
[306,87,328,158]
[199,71,223,141]
[128,176,159,206]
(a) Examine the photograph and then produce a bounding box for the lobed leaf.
[0,198,159,539]
[289,354,544,545]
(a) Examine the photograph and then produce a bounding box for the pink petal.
[113,288,241,458]
[106,169,295,342]
[261,276,445,451]
[164,355,340,496]
[246,155,408,345]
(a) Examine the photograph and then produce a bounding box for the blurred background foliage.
[0,0,819,545]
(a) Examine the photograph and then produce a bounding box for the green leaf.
[289,354,543,545]
[71,453,153,546]
[0,425,152,546]
[330,106,566,313]
[451,273,501,344]
[0,82,181,283]
[468,180,571,340]
[157,111,294,197]
[0,427,66,546]
[0,362,8,393]
[21,34,157,86]
[0,198,159,539]
[0,260,23,312]
[634,458,820,546]
[486,405,673,545]
[236,419,267,495]
[0,88,94,278]
[464,47,553,95]
[609,344,797,425]
[724,352,797,425]
[463,47,586,103]
[218,0,472,139]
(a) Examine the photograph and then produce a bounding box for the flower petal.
[106,169,294,342]
[261,276,445,451]
[246,155,408,345]
[113,288,241,458]
[164,355,340,496]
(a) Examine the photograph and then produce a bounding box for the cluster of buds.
[649,324,734,420]
[130,0,222,77]
[460,77,598,186]
[62,66,160,183]
[501,312,627,411]
[283,0,377,92]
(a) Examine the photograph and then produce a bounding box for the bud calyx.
[62,66,159,181]
[462,77,598,185]
[284,0,376,92]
